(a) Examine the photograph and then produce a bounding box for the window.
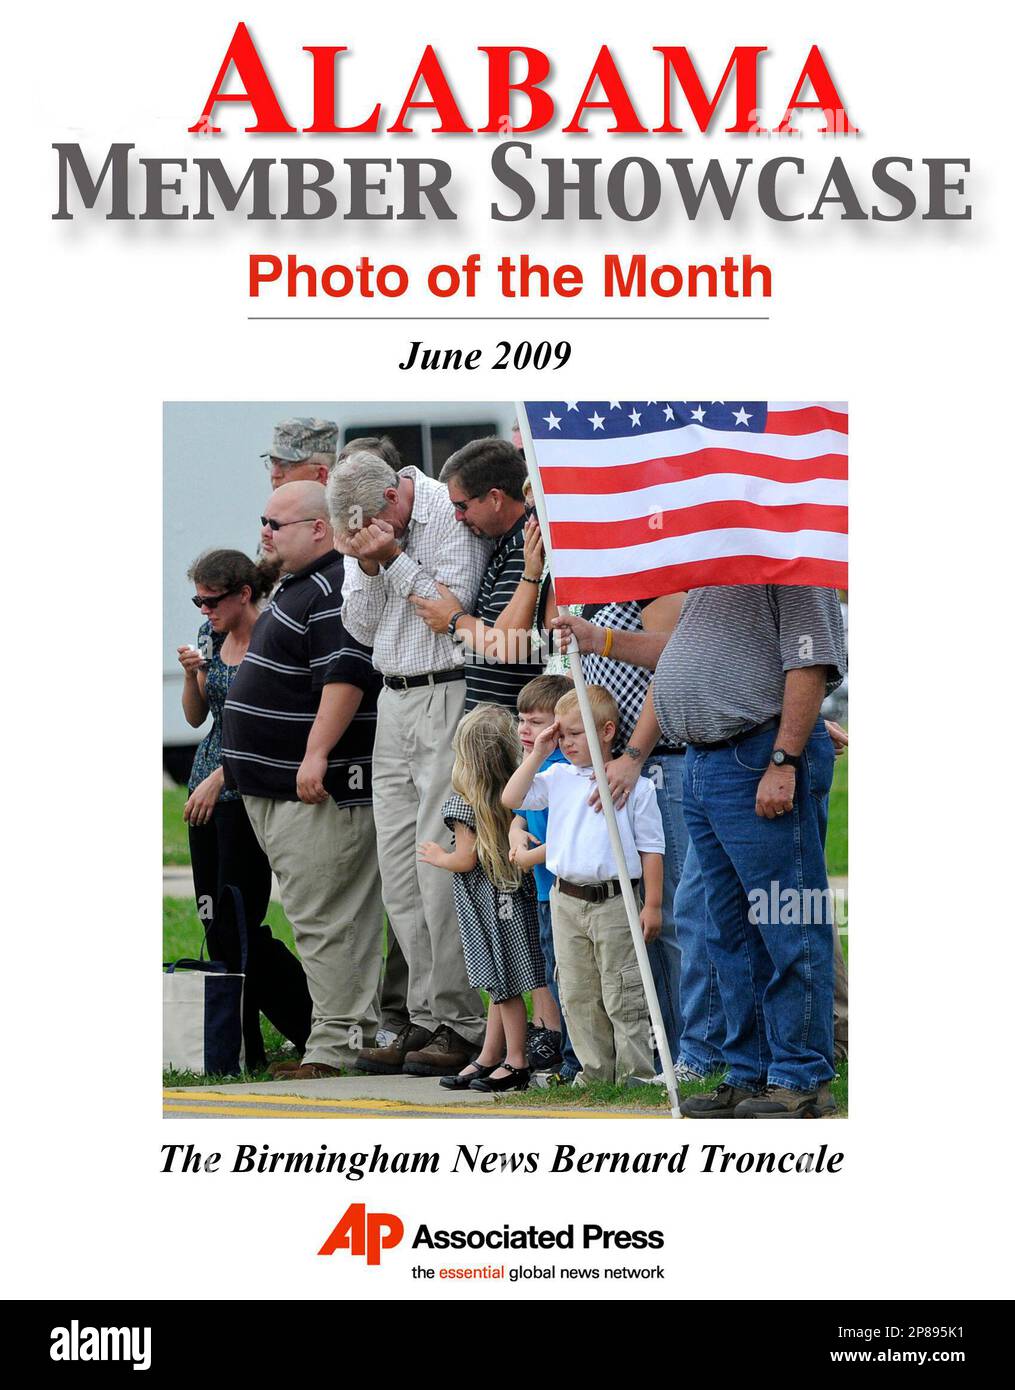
[342,424,425,473]
[342,420,499,477]
[429,422,498,476]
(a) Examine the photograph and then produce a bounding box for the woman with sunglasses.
[176,548,311,1069]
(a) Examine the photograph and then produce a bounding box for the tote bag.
[163,884,248,1075]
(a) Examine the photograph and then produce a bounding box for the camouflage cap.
[262,417,339,464]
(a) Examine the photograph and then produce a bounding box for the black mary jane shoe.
[439,1061,500,1090]
[468,1063,531,1093]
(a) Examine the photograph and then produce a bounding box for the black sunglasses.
[452,491,489,514]
[191,591,236,610]
[260,515,320,531]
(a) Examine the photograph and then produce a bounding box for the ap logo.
[319,1203,405,1266]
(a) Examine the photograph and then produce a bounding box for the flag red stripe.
[765,406,848,435]
[553,555,847,604]
[550,501,847,550]
[540,450,848,495]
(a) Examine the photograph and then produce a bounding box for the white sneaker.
[653,1063,705,1085]
[374,1028,397,1049]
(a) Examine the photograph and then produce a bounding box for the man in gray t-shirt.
[654,585,846,1119]
[653,585,846,747]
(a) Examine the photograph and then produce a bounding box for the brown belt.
[557,877,639,905]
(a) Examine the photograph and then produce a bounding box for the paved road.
[163,1075,673,1120]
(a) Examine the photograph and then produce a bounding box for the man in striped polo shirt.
[221,480,383,1079]
[409,437,545,711]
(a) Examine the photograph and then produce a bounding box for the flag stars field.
[522,400,848,603]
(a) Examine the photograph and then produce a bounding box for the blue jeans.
[673,839,726,1076]
[645,751,724,1073]
[537,899,580,1077]
[682,721,836,1093]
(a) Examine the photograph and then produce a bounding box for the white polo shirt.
[519,761,665,885]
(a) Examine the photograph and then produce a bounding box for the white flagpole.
[516,402,681,1119]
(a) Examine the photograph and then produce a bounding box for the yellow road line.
[164,1103,400,1119]
[162,1091,667,1120]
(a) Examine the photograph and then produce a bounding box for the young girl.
[418,704,545,1092]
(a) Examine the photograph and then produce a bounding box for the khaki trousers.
[372,680,486,1045]
[550,884,655,1085]
[243,796,383,1067]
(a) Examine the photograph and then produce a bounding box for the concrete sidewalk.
[164,865,282,900]
[163,1074,671,1120]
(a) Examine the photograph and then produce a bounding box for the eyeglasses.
[191,591,236,610]
[452,492,488,515]
[260,516,320,531]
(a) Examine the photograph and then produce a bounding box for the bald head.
[260,480,334,574]
[272,479,329,519]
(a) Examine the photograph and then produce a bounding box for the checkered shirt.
[341,467,492,678]
[581,600,682,752]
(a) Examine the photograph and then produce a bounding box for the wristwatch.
[770,748,801,769]
[447,610,467,637]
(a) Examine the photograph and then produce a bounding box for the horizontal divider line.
[247,315,771,321]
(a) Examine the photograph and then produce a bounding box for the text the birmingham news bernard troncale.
[160,1141,846,1178]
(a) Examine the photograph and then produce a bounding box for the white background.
[4,0,1013,1300]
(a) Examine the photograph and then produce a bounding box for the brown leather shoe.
[267,1058,304,1078]
[403,1025,478,1077]
[280,1063,344,1080]
[355,1023,433,1075]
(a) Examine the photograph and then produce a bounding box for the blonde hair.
[451,705,523,892]
[555,684,619,731]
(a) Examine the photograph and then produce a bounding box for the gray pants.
[243,796,384,1068]
[372,679,486,1045]
[550,884,655,1085]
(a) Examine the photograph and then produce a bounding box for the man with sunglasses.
[221,480,385,1079]
[413,436,544,713]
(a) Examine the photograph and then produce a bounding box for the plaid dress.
[441,794,545,1004]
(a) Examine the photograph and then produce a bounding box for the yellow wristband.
[601,626,614,658]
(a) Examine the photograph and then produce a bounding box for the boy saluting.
[502,685,664,1086]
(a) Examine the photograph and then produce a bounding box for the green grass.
[163,786,190,866]
[163,895,296,961]
[495,1061,849,1116]
[826,749,848,877]
[165,770,848,875]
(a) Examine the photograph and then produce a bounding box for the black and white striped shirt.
[464,514,545,711]
[221,551,380,804]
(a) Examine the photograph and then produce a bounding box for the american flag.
[521,401,847,604]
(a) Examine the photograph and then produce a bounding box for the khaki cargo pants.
[243,796,383,1068]
[550,884,655,1085]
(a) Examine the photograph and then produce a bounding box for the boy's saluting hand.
[531,719,560,757]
